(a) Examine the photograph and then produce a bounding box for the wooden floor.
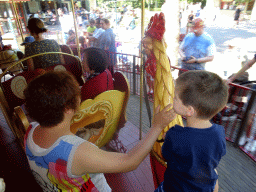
[105,121,155,192]
[0,94,256,191]
[0,110,43,191]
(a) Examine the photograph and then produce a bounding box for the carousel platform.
[0,94,256,191]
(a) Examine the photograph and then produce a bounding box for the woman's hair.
[79,36,86,47]
[27,18,47,34]
[68,29,75,35]
[24,71,81,127]
[82,48,110,73]
[176,70,229,119]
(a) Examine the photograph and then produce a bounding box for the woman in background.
[98,18,116,75]
[81,47,114,101]
[25,18,65,71]
[66,29,76,45]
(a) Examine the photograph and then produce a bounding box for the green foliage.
[234,0,251,3]
[101,0,165,9]
[187,0,206,8]
[97,0,104,7]
[150,8,162,11]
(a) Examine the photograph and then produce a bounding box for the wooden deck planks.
[105,121,155,192]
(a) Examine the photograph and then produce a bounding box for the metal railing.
[112,52,141,95]
[110,51,256,162]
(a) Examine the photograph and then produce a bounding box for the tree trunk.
[250,0,256,21]
[89,0,96,10]
[204,0,215,23]
[161,0,179,67]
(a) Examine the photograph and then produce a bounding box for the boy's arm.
[213,169,219,192]
[179,39,186,60]
[72,104,176,175]
[228,56,256,83]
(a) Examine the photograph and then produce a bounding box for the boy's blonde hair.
[176,70,228,119]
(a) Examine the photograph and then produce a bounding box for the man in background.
[179,18,216,73]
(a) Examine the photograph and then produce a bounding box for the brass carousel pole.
[70,0,81,59]
[11,0,24,43]
[139,0,145,140]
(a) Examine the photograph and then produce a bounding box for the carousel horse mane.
[113,71,130,129]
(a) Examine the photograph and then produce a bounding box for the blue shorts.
[154,182,165,192]
[154,181,217,192]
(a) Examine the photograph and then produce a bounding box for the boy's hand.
[162,132,167,139]
[152,104,176,130]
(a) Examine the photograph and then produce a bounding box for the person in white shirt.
[87,18,105,47]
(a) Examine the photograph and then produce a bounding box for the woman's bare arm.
[228,57,256,83]
[27,58,34,71]
[59,47,65,64]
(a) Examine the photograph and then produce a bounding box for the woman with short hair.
[81,47,114,101]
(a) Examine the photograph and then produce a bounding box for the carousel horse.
[142,13,183,188]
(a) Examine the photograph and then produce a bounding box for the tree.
[89,0,97,9]
[250,0,256,20]
[187,0,207,8]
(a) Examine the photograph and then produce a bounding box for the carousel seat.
[60,44,73,55]
[0,69,46,111]
[12,106,30,149]
[113,71,130,129]
[44,63,85,86]
[0,52,83,147]
[69,44,85,56]
[0,69,45,142]
[59,44,77,65]
[70,90,127,148]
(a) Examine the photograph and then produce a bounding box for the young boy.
[155,70,228,192]
[86,19,96,35]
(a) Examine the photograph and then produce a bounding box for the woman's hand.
[152,104,176,130]
[185,56,197,64]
